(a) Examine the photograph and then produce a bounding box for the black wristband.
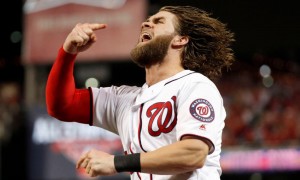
[114,153,141,172]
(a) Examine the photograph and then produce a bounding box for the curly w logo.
[146,96,177,137]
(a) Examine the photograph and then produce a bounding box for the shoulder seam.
[164,72,197,86]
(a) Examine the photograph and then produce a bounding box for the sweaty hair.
[160,6,235,81]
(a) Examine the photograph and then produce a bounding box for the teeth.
[141,32,152,42]
[143,32,151,37]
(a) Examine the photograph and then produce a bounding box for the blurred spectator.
[0,83,21,142]
[219,56,300,148]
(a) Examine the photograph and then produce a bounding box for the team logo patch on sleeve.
[189,99,215,122]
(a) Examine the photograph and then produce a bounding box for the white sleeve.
[176,82,226,154]
[90,87,119,135]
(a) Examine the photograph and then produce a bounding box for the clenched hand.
[63,23,107,54]
[76,149,117,177]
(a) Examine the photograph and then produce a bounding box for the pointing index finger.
[89,23,107,31]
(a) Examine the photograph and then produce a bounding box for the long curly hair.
[160,6,235,81]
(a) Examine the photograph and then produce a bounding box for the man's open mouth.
[141,32,152,42]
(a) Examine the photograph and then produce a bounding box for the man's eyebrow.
[145,16,165,22]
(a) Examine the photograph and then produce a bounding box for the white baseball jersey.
[91,70,226,180]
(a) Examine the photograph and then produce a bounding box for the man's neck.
[145,56,184,87]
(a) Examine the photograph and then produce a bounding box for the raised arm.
[45,23,107,124]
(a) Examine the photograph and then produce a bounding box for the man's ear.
[172,35,189,46]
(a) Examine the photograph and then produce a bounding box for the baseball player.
[46,5,235,180]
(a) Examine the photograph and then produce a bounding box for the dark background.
[1,0,300,179]
[2,0,300,82]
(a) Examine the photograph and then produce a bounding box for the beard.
[130,34,174,67]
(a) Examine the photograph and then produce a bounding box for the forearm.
[46,47,91,124]
[77,138,209,177]
[140,138,209,175]
[46,47,76,109]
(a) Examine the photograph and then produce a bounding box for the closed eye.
[154,17,165,24]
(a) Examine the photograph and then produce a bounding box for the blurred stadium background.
[1,0,300,179]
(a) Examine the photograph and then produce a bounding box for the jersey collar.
[133,70,195,106]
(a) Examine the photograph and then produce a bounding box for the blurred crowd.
[219,54,300,148]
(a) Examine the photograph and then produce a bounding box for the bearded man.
[46,5,235,180]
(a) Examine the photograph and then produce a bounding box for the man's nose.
[141,21,152,29]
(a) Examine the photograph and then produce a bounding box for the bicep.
[181,135,209,156]
[48,88,91,124]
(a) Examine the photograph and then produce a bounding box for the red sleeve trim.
[88,87,93,126]
[180,134,215,155]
